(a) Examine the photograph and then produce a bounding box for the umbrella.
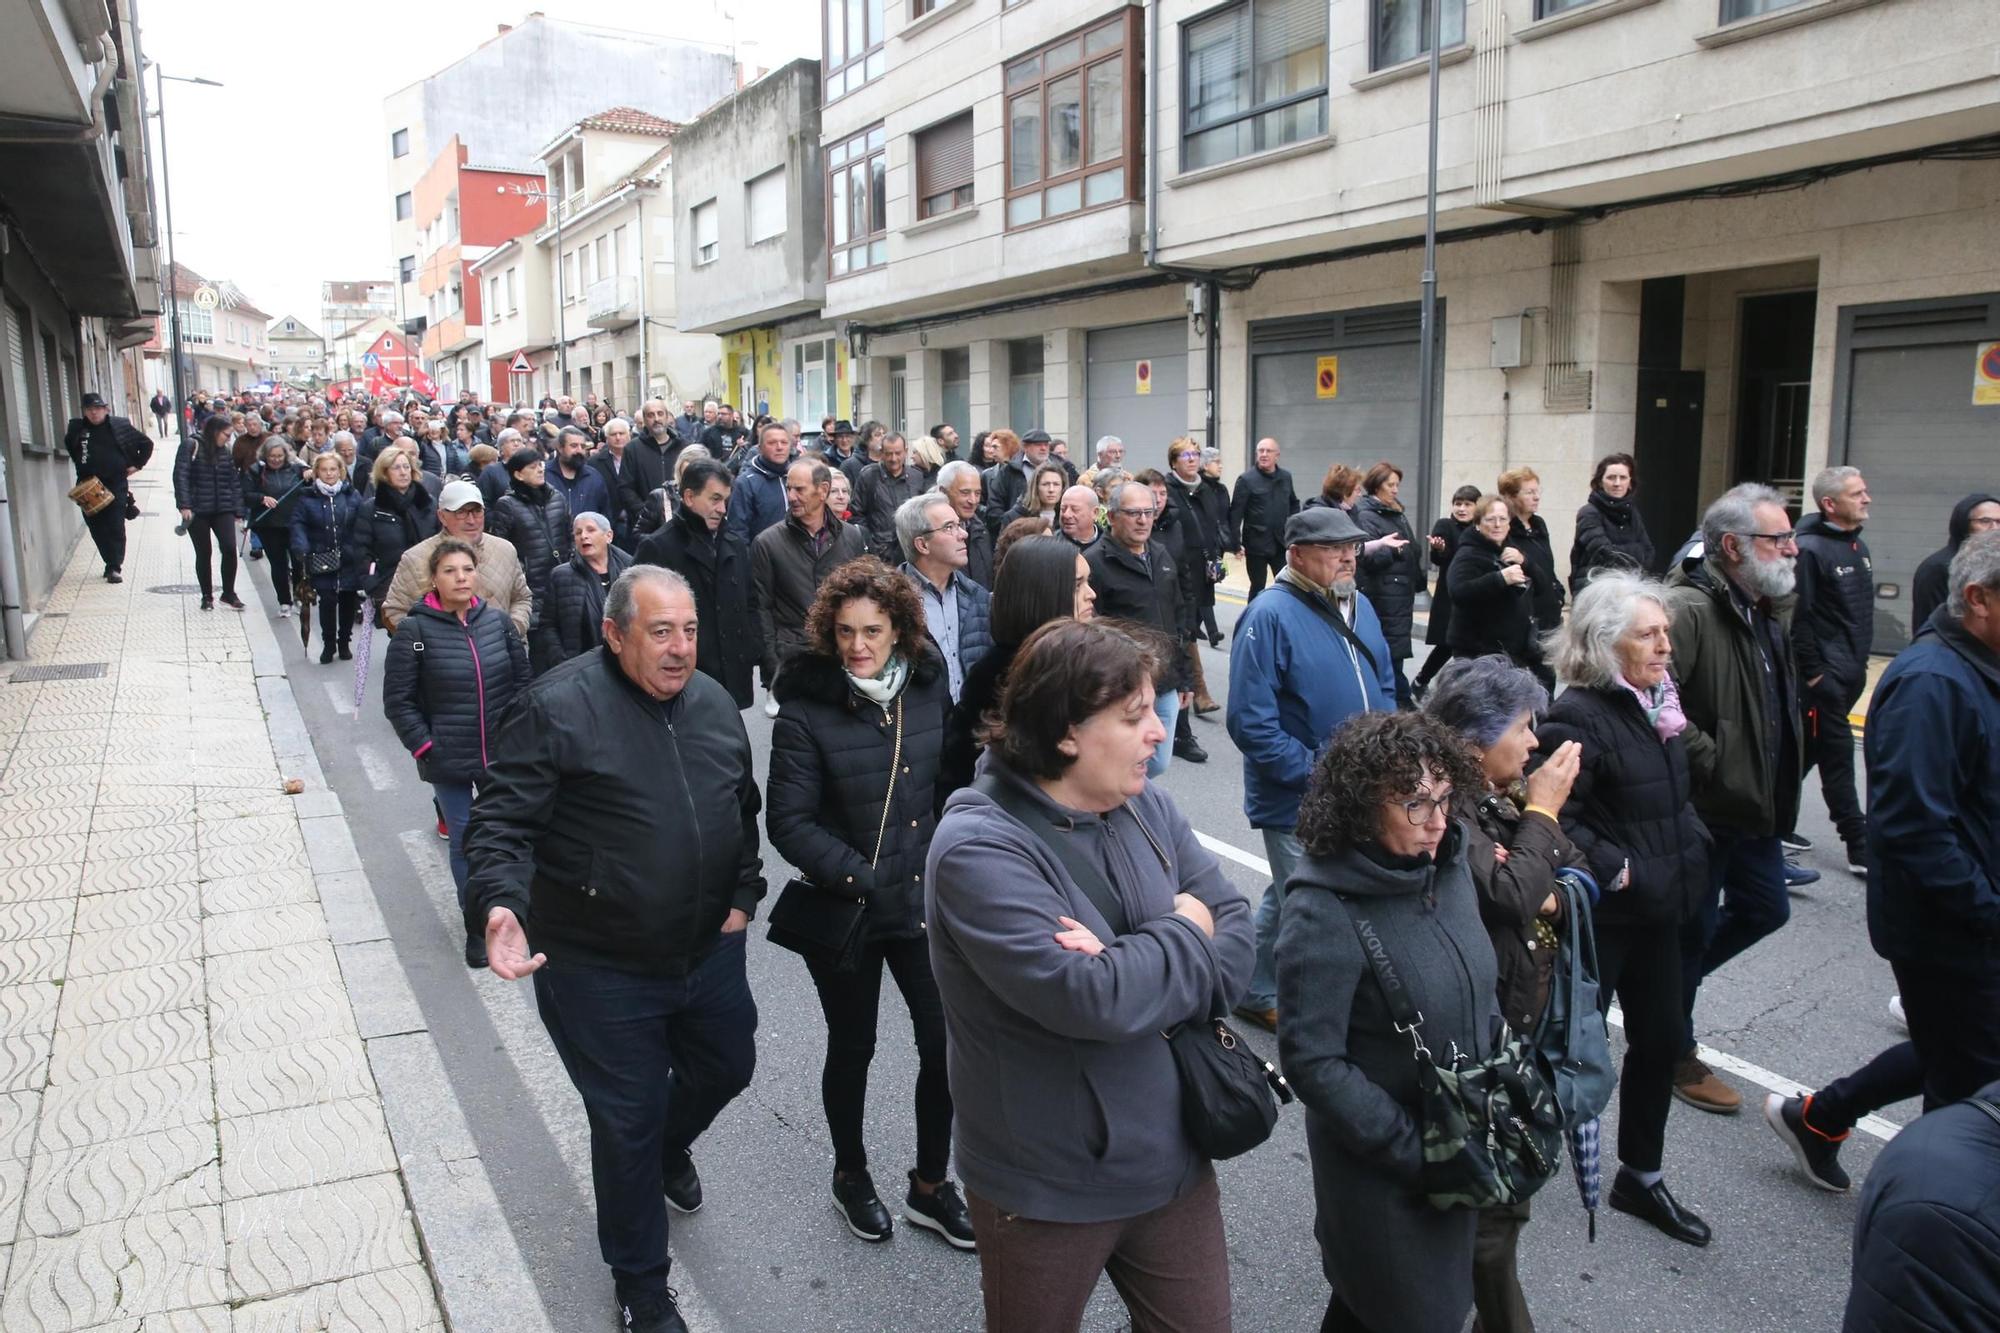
[1569,1117,1602,1242]
[351,599,375,711]
[293,568,316,650]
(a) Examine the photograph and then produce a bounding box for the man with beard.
[1661,483,1806,1122]
[634,459,757,708]
[621,400,687,540]
[546,424,613,527]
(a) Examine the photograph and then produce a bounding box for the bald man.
[1058,485,1100,550]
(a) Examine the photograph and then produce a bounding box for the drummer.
[64,392,155,584]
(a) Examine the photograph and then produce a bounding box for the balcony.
[585,275,639,330]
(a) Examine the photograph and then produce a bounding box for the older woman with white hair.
[543,511,633,666]
[1536,571,1714,1248]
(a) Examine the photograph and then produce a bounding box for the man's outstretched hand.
[486,906,546,979]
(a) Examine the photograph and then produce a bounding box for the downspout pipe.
[0,454,30,659]
[1143,0,1159,267]
[1204,280,1220,451]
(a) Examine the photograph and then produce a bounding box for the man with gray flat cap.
[1226,504,1395,1031]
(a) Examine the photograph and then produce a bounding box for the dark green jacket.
[1664,557,1803,836]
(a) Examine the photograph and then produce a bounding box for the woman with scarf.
[1569,453,1656,593]
[244,439,307,617]
[544,512,632,665]
[289,450,369,663]
[362,447,439,622]
[765,557,974,1252]
[1536,572,1713,1248]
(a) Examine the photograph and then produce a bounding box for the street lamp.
[499,181,566,388]
[1414,0,1444,510]
[144,60,222,433]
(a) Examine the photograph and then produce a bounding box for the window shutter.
[917,113,974,212]
[6,308,31,444]
[1252,0,1327,98]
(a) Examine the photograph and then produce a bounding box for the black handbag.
[973,774,1292,1160]
[766,694,902,972]
[307,549,342,576]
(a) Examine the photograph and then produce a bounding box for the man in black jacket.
[1087,481,1198,771]
[1229,437,1298,598]
[750,460,868,714]
[469,565,764,1333]
[621,407,684,541]
[852,431,918,562]
[633,459,757,709]
[1791,465,1875,873]
[64,393,154,582]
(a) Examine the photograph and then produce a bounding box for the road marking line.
[1194,827,1903,1142]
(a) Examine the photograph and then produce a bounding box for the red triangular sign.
[510,351,533,374]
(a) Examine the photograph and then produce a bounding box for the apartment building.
[382,14,741,326]
[826,0,2000,652]
[474,108,723,410]
[674,59,849,427]
[147,264,271,398]
[410,137,546,402]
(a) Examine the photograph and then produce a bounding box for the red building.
[413,136,545,401]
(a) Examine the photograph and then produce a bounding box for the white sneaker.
[1889,995,1906,1030]
[279,605,292,619]
[763,696,780,718]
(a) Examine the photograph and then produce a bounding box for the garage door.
[1835,293,2000,654]
[1086,320,1189,455]
[1250,301,1443,526]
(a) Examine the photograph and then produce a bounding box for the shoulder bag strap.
[868,696,903,869]
[1272,580,1380,676]
[973,774,1133,936]
[1331,893,1429,1057]
[1968,1098,2000,1132]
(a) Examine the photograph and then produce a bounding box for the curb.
[240,575,555,1333]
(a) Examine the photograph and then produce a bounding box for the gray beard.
[1332,577,1357,599]
[1740,553,1796,599]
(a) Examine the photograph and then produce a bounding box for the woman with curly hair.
[764,557,974,1251]
[1276,709,1498,1333]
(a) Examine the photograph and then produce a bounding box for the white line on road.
[1194,827,1903,1142]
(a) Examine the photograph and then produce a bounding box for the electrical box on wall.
[1491,315,1530,369]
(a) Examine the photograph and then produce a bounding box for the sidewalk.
[0,474,447,1329]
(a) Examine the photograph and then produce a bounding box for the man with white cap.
[381,479,532,638]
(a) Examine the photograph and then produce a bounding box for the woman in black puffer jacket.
[1569,452,1656,592]
[382,538,529,968]
[544,511,631,665]
[1353,461,1424,705]
[244,439,306,619]
[1500,467,1564,640]
[486,448,571,671]
[362,448,438,617]
[1448,494,1537,674]
[173,414,247,611]
[765,557,973,1250]
[289,451,370,664]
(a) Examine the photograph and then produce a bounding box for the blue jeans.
[1244,827,1305,1012]
[430,782,474,913]
[1680,830,1789,1050]
[1148,690,1182,778]
[533,934,759,1295]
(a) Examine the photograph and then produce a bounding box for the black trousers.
[1245,549,1280,599]
[1595,919,1683,1174]
[262,537,295,605]
[802,933,953,1184]
[1893,957,2000,1112]
[1808,1041,1922,1135]
[1413,643,1453,689]
[83,492,128,572]
[1802,686,1866,847]
[184,512,238,599]
[316,590,358,651]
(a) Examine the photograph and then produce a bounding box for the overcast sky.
[139,0,817,332]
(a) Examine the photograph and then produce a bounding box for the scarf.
[1617,672,1687,742]
[846,654,910,706]
[313,478,343,498]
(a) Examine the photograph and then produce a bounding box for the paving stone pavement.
[0,481,447,1331]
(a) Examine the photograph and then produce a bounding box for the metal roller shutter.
[1086,320,1188,454]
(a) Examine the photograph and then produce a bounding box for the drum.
[67,476,115,516]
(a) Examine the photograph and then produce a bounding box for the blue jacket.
[1227,577,1395,830]
[724,453,788,544]
[546,460,612,527]
[1865,609,2000,971]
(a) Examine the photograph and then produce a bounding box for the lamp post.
[1414,0,1445,504]
[499,181,565,391]
[144,62,222,434]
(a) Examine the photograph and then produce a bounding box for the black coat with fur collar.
[767,646,950,940]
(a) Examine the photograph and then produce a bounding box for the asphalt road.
[255,559,1909,1333]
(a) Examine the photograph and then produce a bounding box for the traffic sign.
[1316,356,1339,399]
[361,351,380,370]
[510,351,533,375]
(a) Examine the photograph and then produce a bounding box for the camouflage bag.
[1339,899,1563,1210]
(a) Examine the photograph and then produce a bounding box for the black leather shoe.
[616,1287,688,1333]
[832,1170,892,1242]
[338,641,353,661]
[904,1172,976,1250]
[1173,734,1209,764]
[662,1150,703,1214]
[463,934,487,970]
[1610,1170,1710,1247]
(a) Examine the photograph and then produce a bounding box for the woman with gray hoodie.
[926,619,1253,1332]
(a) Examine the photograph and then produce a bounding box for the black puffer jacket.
[1354,494,1422,658]
[488,480,572,625]
[1085,538,1192,689]
[544,546,633,666]
[1792,512,1875,703]
[1534,683,1710,928]
[1509,513,1564,631]
[381,596,530,785]
[243,458,305,511]
[1445,528,1534,664]
[1569,490,1655,592]
[767,647,950,940]
[636,511,759,708]
[1912,493,2000,633]
[1425,516,1470,647]
[361,482,438,599]
[171,441,244,517]
[939,640,1016,813]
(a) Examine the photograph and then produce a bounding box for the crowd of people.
[97,381,2000,1333]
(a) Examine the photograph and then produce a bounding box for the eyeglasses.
[1174,451,1200,461]
[1739,530,1799,548]
[1116,506,1157,518]
[1397,790,1453,825]
[920,519,966,537]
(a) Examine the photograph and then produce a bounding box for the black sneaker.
[616,1288,687,1333]
[247,548,263,561]
[904,1173,976,1251]
[464,934,487,970]
[1780,831,1814,853]
[1762,1093,1851,1192]
[199,596,214,611]
[662,1150,703,1214]
[831,1169,892,1242]
[1845,842,1868,876]
[219,592,245,611]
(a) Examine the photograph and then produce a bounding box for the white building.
[321,280,395,382]
[821,0,2000,653]
[150,263,270,396]
[266,315,326,381]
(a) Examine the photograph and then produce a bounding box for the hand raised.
[1525,740,1582,814]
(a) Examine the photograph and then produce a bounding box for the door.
[1733,291,1816,508]
[1632,368,1705,570]
[887,357,907,436]
[1086,320,1188,452]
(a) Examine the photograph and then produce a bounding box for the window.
[1182,0,1328,170]
[826,126,887,275]
[613,225,631,278]
[1004,12,1138,229]
[39,333,60,447]
[746,168,787,244]
[505,266,518,314]
[1535,0,1595,11]
[595,235,611,279]
[1721,0,1804,16]
[580,243,594,290]
[824,0,886,101]
[488,276,501,318]
[182,306,212,345]
[4,306,31,446]
[790,337,839,419]
[913,0,939,14]
[563,250,578,303]
[915,113,975,219]
[391,128,409,158]
[693,200,719,265]
[399,255,415,284]
[1007,338,1044,431]
[394,191,413,221]
[1373,0,1463,69]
